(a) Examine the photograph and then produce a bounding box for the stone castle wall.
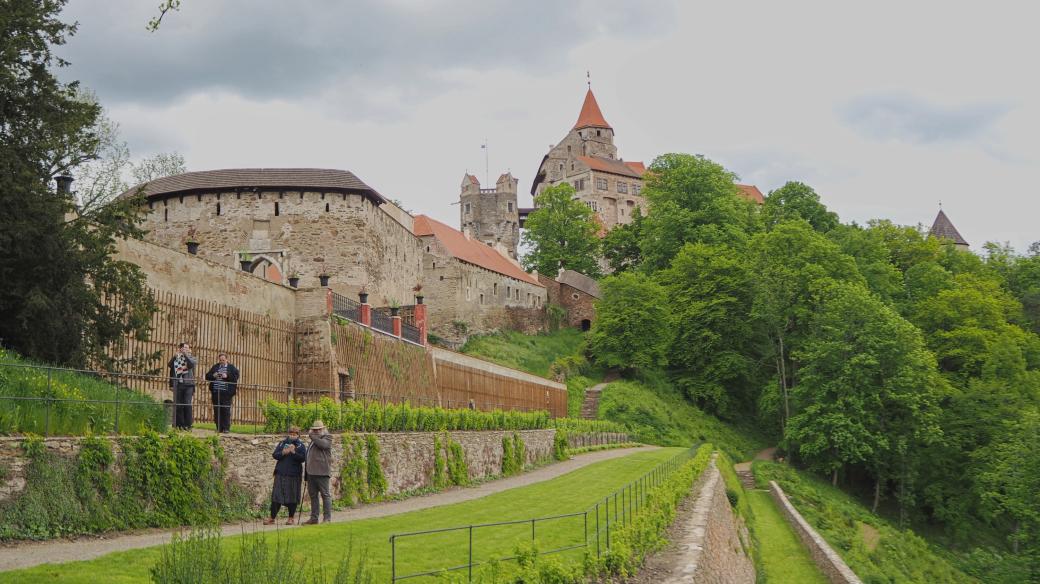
[539,275,597,330]
[420,235,546,342]
[137,190,423,305]
[0,430,555,506]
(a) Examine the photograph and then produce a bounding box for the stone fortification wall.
[663,458,756,583]
[137,189,422,305]
[115,237,297,320]
[769,481,863,584]
[0,431,555,506]
[420,240,546,342]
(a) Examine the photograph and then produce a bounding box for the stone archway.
[581,319,592,332]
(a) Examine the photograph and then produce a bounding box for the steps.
[580,385,603,419]
[734,462,757,490]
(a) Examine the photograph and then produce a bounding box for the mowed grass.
[2,447,684,583]
[745,490,828,584]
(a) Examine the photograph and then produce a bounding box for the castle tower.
[459,172,520,259]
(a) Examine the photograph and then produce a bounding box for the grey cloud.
[58,0,674,114]
[838,93,1010,144]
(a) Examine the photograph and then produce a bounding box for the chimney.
[55,175,74,195]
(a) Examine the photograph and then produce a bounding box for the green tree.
[587,272,672,372]
[659,242,757,418]
[0,0,154,366]
[763,181,839,233]
[975,409,1040,556]
[786,282,942,513]
[600,207,644,273]
[749,220,863,433]
[639,153,757,270]
[521,183,602,278]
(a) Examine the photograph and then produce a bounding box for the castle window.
[440,275,444,281]
[274,202,280,216]
[570,163,574,171]
[480,293,484,305]
[464,203,471,214]
[617,182,628,194]
[196,194,202,202]
[508,202,514,212]
[164,208,168,222]
[597,130,601,136]
[494,283,498,295]
[321,193,325,200]
[515,289,519,300]
[325,203,330,212]
[632,184,642,195]
[216,202,221,216]
[595,178,607,191]
[567,145,571,153]
[426,246,430,252]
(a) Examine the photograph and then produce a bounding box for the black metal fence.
[401,321,422,345]
[388,445,697,582]
[371,310,394,335]
[331,292,361,322]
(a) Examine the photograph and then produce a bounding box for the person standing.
[303,420,334,525]
[264,426,307,525]
[205,353,239,433]
[168,342,197,430]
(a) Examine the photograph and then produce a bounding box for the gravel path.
[0,445,654,571]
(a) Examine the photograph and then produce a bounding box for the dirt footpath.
[0,445,654,571]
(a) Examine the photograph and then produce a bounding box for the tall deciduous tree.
[763,181,839,233]
[521,183,602,278]
[600,207,644,273]
[587,272,672,372]
[0,0,154,366]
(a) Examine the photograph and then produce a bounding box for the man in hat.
[303,419,334,524]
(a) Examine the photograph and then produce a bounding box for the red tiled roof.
[929,209,969,246]
[624,161,646,175]
[577,156,643,179]
[573,89,611,130]
[736,184,765,204]
[465,174,480,185]
[413,215,542,286]
[117,168,384,204]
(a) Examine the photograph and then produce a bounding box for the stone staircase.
[580,384,605,419]
[733,462,757,490]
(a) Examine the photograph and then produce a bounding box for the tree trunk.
[832,468,839,486]
[872,476,882,514]
[778,333,790,427]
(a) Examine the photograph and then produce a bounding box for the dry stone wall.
[0,431,554,507]
[769,480,863,584]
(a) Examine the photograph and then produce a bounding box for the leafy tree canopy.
[521,183,602,278]
[587,272,672,372]
[763,181,839,233]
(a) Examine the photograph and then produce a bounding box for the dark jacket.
[204,363,240,396]
[305,432,334,477]
[167,353,197,388]
[272,437,307,477]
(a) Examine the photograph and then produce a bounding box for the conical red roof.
[573,89,611,130]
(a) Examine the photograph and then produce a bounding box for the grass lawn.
[460,328,586,378]
[745,490,828,584]
[2,447,685,583]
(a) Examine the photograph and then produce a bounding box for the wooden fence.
[108,290,297,424]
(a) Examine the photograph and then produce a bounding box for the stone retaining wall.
[0,430,555,506]
[769,480,863,584]
[666,457,755,583]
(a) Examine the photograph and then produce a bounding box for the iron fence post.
[468,525,474,583]
[531,518,535,543]
[596,502,601,557]
[115,394,121,434]
[45,369,52,437]
[584,510,588,551]
[606,496,611,549]
[390,535,396,582]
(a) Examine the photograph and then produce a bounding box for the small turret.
[458,172,520,259]
[928,209,970,251]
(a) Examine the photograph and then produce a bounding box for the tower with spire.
[529,87,647,229]
[928,208,970,251]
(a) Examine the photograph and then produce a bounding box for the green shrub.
[446,436,468,486]
[553,429,569,461]
[0,431,251,541]
[150,528,373,583]
[502,435,516,476]
[512,432,526,471]
[553,417,626,434]
[261,398,552,434]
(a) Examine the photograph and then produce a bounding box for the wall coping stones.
[769,480,863,584]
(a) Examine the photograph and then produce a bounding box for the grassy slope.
[0,349,164,436]
[460,328,585,378]
[754,461,977,584]
[1,448,683,583]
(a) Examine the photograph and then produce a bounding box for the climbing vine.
[0,432,251,541]
[501,433,526,476]
[432,434,447,489]
[445,433,469,486]
[338,433,367,506]
[365,434,387,501]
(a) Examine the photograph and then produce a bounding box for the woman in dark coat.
[204,353,239,433]
[264,426,307,525]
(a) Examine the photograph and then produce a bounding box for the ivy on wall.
[0,432,251,541]
[337,433,388,506]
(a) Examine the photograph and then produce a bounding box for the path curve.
[0,445,655,571]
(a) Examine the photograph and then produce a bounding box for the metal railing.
[0,361,556,437]
[401,321,422,345]
[371,310,394,335]
[331,292,361,322]
[388,445,698,582]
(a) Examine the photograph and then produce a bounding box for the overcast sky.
[59,0,1039,253]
